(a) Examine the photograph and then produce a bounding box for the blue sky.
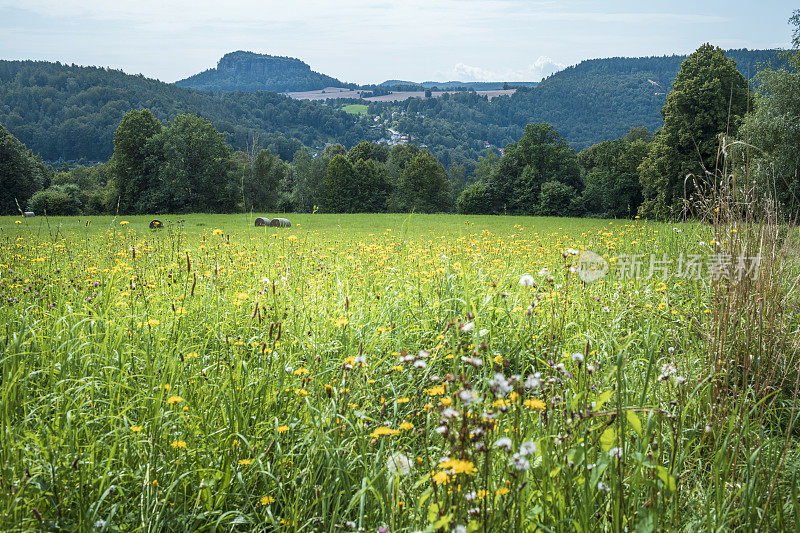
[0,1,795,84]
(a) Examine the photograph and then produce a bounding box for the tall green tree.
[320,154,357,212]
[638,44,749,219]
[398,150,451,212]
[242,148,288,211]
[0,121,47,215]
[481,122,581,215]
[353,159,392,212]
[149,114,239,213]
[347,141,389,163]
[579,132,649,218]
[111,109,163,213]
[291,147,326,213]
[741,11,800,217]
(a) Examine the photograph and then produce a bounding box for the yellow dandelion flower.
[238,459,252,466]
[425,385,445,396]
[399,421,414,430]
[277,425,289,433]
[396,397,410,404]
[294,388,308,397]
[120,221,129,225]
[131,425,142,432]
[260,495,275,506]
[524,398,546,410]
[166,396,183,405]
[496,487,510,496]
[294,367,308,375]
[439,459,477,475]
[171,440,187,449]
[432,471,450,485]
[370,427,400,438]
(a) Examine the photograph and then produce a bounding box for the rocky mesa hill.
[175,51,356,92]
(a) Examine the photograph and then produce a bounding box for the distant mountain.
[378,80,538,90]
[0,59,376,162]
[175,51,357,92]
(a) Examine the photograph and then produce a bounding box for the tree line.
[3,25,800,220]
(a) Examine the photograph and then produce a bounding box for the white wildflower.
[519,440,537,456]
[494,437,513,452]
[387,452,413,477]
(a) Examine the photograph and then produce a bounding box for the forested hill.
[175,51,355,92]
[386,48,782,163]
[0,60,376,162]
[0,48,782,166]
[518,49,780,149]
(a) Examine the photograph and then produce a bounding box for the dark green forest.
[0,60,377,163]
[374,48,780,170]
[0,49,780,169]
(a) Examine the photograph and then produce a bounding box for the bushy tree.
[579,133,649,218]
[111,109,162,213]
[456,183,492,214]
[742,11,800,217]
[479,122,581,215]
[538,181,576,216]
[347,141,389,163]
[0,121,48,215]
[320,154,357,212]
[242,148,288,211]
[28,187,78,215]
[398,150,451,212]
[353,159,392,212]
[149,114,239,213]
[638,44,749,219]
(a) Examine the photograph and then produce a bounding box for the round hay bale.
[23,211,35,217]
[255,217,269,227]
[149,219,164,229]
[268,218,291,228]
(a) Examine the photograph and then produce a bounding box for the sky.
[0,1,795,84]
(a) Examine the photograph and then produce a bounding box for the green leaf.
[427,503,439,523]
[626,410,642,435]
[432,514,452,530]
[600,426,616,451]
[655,466,676,492]
[595,390,613,411]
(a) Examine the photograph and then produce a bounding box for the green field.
[341,104,369,115]
[1,213,798,531]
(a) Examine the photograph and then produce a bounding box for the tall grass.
[0,213,798,531]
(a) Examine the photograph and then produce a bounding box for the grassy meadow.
[1,213,799,531]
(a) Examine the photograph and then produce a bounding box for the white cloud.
[445,56,566,82]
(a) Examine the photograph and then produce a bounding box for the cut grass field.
[1,213,798,531]
[341,104,369,115]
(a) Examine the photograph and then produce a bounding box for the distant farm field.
[342,104,369,115]
[2,213,798,531]
[284,87,517,102]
